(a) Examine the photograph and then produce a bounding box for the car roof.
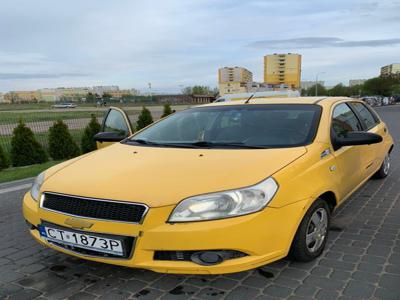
[200,97,360,107]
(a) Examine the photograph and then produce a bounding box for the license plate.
[38,225,124,256]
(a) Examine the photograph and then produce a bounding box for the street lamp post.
[315,72,326,96]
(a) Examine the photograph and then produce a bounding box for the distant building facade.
[381,64,400,77]
[349,79,366,86]
[218,67,253,96]
[300,81,324,90]
[264,53,301,89]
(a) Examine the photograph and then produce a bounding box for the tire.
[290,199,331,262]
[373,154,390,179]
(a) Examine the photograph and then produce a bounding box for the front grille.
[41,193,148,223]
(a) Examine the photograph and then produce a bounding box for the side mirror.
[94,131,127,143]
[333,132,382,149]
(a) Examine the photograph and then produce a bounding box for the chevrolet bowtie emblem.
[65,217,94,229]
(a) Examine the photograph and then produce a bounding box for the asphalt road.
[0,105,399,300]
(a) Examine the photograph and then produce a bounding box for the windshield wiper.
[188,141,266,149]
[127,139,197,148]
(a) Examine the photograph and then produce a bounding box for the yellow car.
[23,97,393,274]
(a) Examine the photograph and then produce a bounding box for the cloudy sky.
[1,0,399,93]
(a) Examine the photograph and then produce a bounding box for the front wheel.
[374,154,390,179]
[290,199,330,262]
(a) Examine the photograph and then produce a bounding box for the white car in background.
[51,103,78,109]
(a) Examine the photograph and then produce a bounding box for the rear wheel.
[290,199,330,262]
[374,154,390,179]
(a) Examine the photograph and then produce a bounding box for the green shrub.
[81,114,101,153]
[136,106,153,130]
[161,103,173,118]
[0,144,9,170]
[11,120,48,167]
[48,119,80,160]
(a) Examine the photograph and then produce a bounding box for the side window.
[351,102,379,130]
[103,109,129,136]
[332,103,363,137]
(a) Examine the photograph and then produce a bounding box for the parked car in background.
[23,97,393,274]
[51,103,78,109]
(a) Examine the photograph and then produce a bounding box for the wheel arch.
[318,191,337,213]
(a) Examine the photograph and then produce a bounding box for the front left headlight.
[168,177,278,222]
[31,172,45,201]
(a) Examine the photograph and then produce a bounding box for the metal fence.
[0,111,105,158]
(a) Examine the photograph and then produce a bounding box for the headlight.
[168,177,278,222]
[31,172,45,201]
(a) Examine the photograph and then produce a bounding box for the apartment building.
[218,67,253,96]
[381,64,400,77]
[264,53,301,89]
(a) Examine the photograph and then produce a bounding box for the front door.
[330,102,364,201]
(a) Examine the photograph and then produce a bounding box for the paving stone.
[379,273,400,289]
[343,280,375,298]
[315,289,339,300]
[133,288,164,300]
[196,287,226,299]
[117,278,147,293]
[226,286,260,300]
[294,285,318,298]
[8,289,42,300]
[351,270,379,283]
[69,292,97,300]
[304,275,346,290]
[150,275,185,290]
[374,287,400,300]
[98,289,131,300]
[210,277,238,290]
[264,285,293,298]
[161,285,199,299]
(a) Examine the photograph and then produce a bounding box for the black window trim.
[348,101,380,132]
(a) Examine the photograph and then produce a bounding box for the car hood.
[42,143,307,207]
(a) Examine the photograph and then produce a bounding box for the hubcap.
[383,155,390,175]
[306,208,328,253]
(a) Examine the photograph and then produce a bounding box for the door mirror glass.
[333,132,382,148]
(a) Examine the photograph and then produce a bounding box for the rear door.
[96,107,134,149]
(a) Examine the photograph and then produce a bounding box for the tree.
[86,92,96,103]
[11,121,48,167]
[161,103,173,118]
[0,144,9,170]
[102,92,112,100]
[329,84,350,96]
[81,114,101,153]
[48,120,80,160]
[181,85,215,95]
[136,107,153,130]
[306,84,327,96]
[363,77,400,96]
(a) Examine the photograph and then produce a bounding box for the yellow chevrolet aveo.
[23,97,393,274]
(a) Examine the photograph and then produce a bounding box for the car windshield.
[126,104,322,149]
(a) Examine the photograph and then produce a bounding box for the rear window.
[351,102,379,130]
[128,104,322,148]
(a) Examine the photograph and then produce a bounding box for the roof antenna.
[244,87,259,104]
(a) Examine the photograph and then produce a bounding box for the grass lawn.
[0,160,64,183]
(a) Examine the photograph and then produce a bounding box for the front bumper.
[23,192,308,274]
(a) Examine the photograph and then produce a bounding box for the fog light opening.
[191,251,224,266]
